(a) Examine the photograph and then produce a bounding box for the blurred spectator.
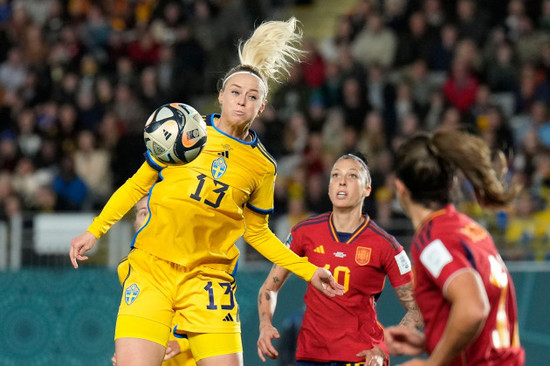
[484,40,519,93]
[33,184,60,212]
[454,0,490,46]
[341,76,368,133]
[394,11,432,69]
[138,66,167,112]
[22,24,50,68]
[428,23,457,73]
[513,63,550,115]
[111,82,148,133]
[351,11,397,69]
[443,58,479,114]
[0,0,11,24]
[316,60,342,109]
[356,110,387,159]
[73,130,112,209]
[57,102,80,154]
[12,157,51,208]
[318,15,355,62]
[515,15,550,65]
[301,38,325,89]
[540,0,550,33]
[503,0,526,41]
[76,88,104,132]
[365,63,396,138]
[52,155,87,211]
[80,4,111,62]
[16,107,41,158]
[0,132,20,172]
[0,48,27,92]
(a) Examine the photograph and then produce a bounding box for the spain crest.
[355,247,372,266]
[125,283,140,305]
[211,157,227,179]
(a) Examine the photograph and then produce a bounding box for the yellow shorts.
[186,332,242,362]
[115,248,241,348]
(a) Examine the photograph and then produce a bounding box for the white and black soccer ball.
[144,103,207,165]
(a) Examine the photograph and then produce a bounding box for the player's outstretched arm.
[70,231,97,269]
[309,267,345,297]
[257,264,291,362]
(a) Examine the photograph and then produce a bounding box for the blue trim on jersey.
[368,220,400,250]
[207,113,257,145]
[460,240,477,270]
[246,202,273,214]
[205,113,215,126]
[172,325,188,339]
[293,213,330,232]
[131,172,163,248]
[254,140,278,174]
[232,257,239,277]
[144,151,165,172]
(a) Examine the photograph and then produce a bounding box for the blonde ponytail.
[222,17,304,96]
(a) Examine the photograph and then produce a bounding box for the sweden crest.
[211,157,227,179]
[125,283,140,305]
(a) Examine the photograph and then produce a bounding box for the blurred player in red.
[385,130,525,365]
[257,153,423,366]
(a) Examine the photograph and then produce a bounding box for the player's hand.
[384,326,426,356]
[257,323,280,361]
[69,231,97,269]
[310,267,345,297]
[164,340,182,360]
[357,346,388,366]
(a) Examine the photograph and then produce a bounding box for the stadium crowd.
[0,0,549,260]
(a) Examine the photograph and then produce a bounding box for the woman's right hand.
[384,326,426,356]
[69,231,97,269]
[257,323,280,362]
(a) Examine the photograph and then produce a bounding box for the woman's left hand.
[356,346,388,366]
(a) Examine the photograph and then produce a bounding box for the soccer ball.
[144,103,207,165]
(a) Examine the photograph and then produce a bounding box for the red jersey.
[411,205,525,366]
[289,212,413,363]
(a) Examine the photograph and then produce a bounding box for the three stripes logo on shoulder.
[222,313,234,322]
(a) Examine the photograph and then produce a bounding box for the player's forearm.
[88,163,157,238]
[395,283,423,329]
[243,210,316,281]
[258,285,277,328]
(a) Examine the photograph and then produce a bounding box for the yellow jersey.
[88,114,316,280]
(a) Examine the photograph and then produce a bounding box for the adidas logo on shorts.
[222,313,234,322]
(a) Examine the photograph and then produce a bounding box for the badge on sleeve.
[395,251,412,274]
[420,239,453,278]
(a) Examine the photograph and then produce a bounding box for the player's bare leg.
[115,337,166,366]
[196,352,243,366]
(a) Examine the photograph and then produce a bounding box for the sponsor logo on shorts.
[125,283,140,305]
